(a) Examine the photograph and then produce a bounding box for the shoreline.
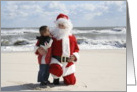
[1,48,126,53]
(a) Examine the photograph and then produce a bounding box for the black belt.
[52,56,69,63]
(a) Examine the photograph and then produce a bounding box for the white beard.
[51,18,73,40]
[51,27,71,57]
[51,27,72,40]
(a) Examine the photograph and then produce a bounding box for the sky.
[1,1,126,28]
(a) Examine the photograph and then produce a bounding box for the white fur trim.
[50,58,62,79]
[55,18,73,30]
[41,55,46,64]
[62,36,70,57]
[62,63,75,77]
[34,46,39,53]
[51,74,60,79]
[45,39,53,48]
[50,61,75,77]
[50,58,76,78]
[73,52,80,62]
[40,39,53,50]
[50,57,62,66]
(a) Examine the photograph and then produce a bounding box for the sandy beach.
[1,49,126,91]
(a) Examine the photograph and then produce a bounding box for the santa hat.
[56,13,69,20]
[55,13,73,30]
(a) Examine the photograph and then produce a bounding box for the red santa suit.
[49,13,80,85]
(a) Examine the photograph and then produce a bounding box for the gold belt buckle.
[61,56,67,63]
[61,56,63,63]
[61,56,64,63]
[64,57,66,62]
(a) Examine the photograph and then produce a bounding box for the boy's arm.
[34,40,40,55]
[34,40,47,55]
[41,39,53,50]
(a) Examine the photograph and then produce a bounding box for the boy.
[34,26,53,86]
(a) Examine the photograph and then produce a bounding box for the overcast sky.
[1,1,126,28]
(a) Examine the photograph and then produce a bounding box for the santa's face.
[56,23,70,38]
[58,23,66,29]
[51,18,73,40]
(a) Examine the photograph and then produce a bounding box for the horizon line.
[1,26,126,29]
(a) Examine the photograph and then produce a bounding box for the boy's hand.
[37,47,47,55]
[67,55,76,62]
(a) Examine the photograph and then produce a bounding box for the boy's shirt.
[35,38,53,64]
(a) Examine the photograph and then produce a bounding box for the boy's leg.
[38,64,47,83]
[44,64,50,82]
[37,64,43,82]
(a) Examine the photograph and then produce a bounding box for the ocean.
[1,27,126,52]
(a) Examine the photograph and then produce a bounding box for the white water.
[1,27,126,52]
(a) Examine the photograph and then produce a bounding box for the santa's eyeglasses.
[58,24,65,27]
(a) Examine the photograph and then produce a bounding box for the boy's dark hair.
[39,26,49,36]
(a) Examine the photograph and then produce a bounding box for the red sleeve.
[72,35,79,61]
[35,40,40,55]
[73,35,79,53]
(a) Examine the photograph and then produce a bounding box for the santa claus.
[49,13,80,85]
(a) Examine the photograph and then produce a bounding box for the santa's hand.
[67,55,76,62]
[38,47,47,55]
[40,45,48,50]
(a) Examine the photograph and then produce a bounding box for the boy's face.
[43,29,50,36]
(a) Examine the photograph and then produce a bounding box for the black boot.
[53,79,60,85]
[40,81,50,86]
[40,82,47,87]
